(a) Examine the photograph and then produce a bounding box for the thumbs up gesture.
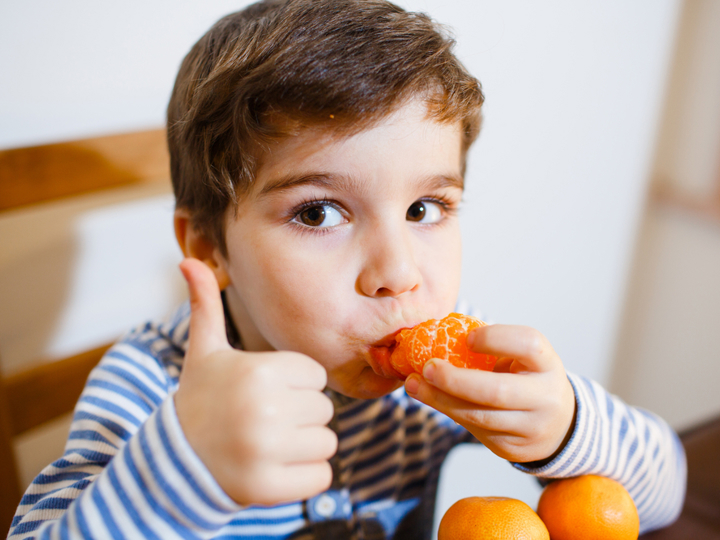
[174,258,338,506]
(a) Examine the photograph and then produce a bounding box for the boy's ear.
[174,208,231,290]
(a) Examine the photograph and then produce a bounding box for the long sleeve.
[513,373,687,534]
[8,327,240,539]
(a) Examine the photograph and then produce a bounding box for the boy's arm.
[10,258,337,539]
[8,337,240,539]
[513,373,687,534]
[406,322,686,535]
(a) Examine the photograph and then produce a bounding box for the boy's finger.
[271,462,333,504]
[286,389,335,426]
[405,374,517,433]
[422,360,537,410]
[467,324,556,372]
[274,353,328,391]
[281,426,338,463]
[179,258,231,357]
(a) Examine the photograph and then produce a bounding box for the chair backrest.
[0,129,170,535]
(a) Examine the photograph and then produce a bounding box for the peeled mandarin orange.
[438,496,550,540]
[389,313,496,378]
[537,475,640,540]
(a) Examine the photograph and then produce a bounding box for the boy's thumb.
[179,257,231,357]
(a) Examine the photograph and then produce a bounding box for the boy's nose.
[356,224,423,298]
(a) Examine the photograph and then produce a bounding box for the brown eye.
[300,205,326,226]
[407,201,426,221]
[407,200,444,224]
[294,203,345,228]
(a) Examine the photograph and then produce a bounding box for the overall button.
[314,493,337,518]
[306,490,351,522]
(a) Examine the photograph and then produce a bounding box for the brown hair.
[167,0,484,254]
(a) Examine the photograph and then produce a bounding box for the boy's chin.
[332,367,403,400]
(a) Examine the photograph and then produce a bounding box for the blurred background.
[1,0,719,534]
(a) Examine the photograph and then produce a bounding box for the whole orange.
[537,475,639,540]
[438,496,550,540]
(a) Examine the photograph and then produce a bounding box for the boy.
[10,0,685,538]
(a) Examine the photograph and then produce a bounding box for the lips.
[367,330,406,380]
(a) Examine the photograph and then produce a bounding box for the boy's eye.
[406,200,444,224]
[295,204,345,228]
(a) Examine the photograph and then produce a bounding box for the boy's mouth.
[367,331,406,380]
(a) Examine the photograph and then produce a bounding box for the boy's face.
[220,98,464,399]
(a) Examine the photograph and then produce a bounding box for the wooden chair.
[0,129,170,535]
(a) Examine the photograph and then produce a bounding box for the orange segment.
[390,313,496,377]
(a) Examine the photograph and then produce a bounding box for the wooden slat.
[4,344,112,436]
[0,377,22,537]
[0,128,170,211]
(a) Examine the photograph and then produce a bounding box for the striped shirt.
[9,302,686,539]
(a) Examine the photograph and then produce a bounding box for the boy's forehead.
[249,100,465,198]
[257,170,465,199]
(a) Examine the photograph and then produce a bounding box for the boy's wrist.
[517,399,578,469]
[161,393,243,516]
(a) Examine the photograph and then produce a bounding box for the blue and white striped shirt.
[9,302,686,539]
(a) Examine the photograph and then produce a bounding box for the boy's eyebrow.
[422,173,465,191]
[258,171,464,196]
[259,173,340,196]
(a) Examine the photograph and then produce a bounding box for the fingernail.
[405,375,420,395]
[423,361,435,382]
[466,330,476,349]
[178,260,190,281]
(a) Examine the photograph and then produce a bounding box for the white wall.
[0,0,682,521]
[612,203,720,431]
[611,0,720,432]
[0,0,246,148]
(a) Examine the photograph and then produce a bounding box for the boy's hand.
[174,258,337,506]
[404,324,576,464]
